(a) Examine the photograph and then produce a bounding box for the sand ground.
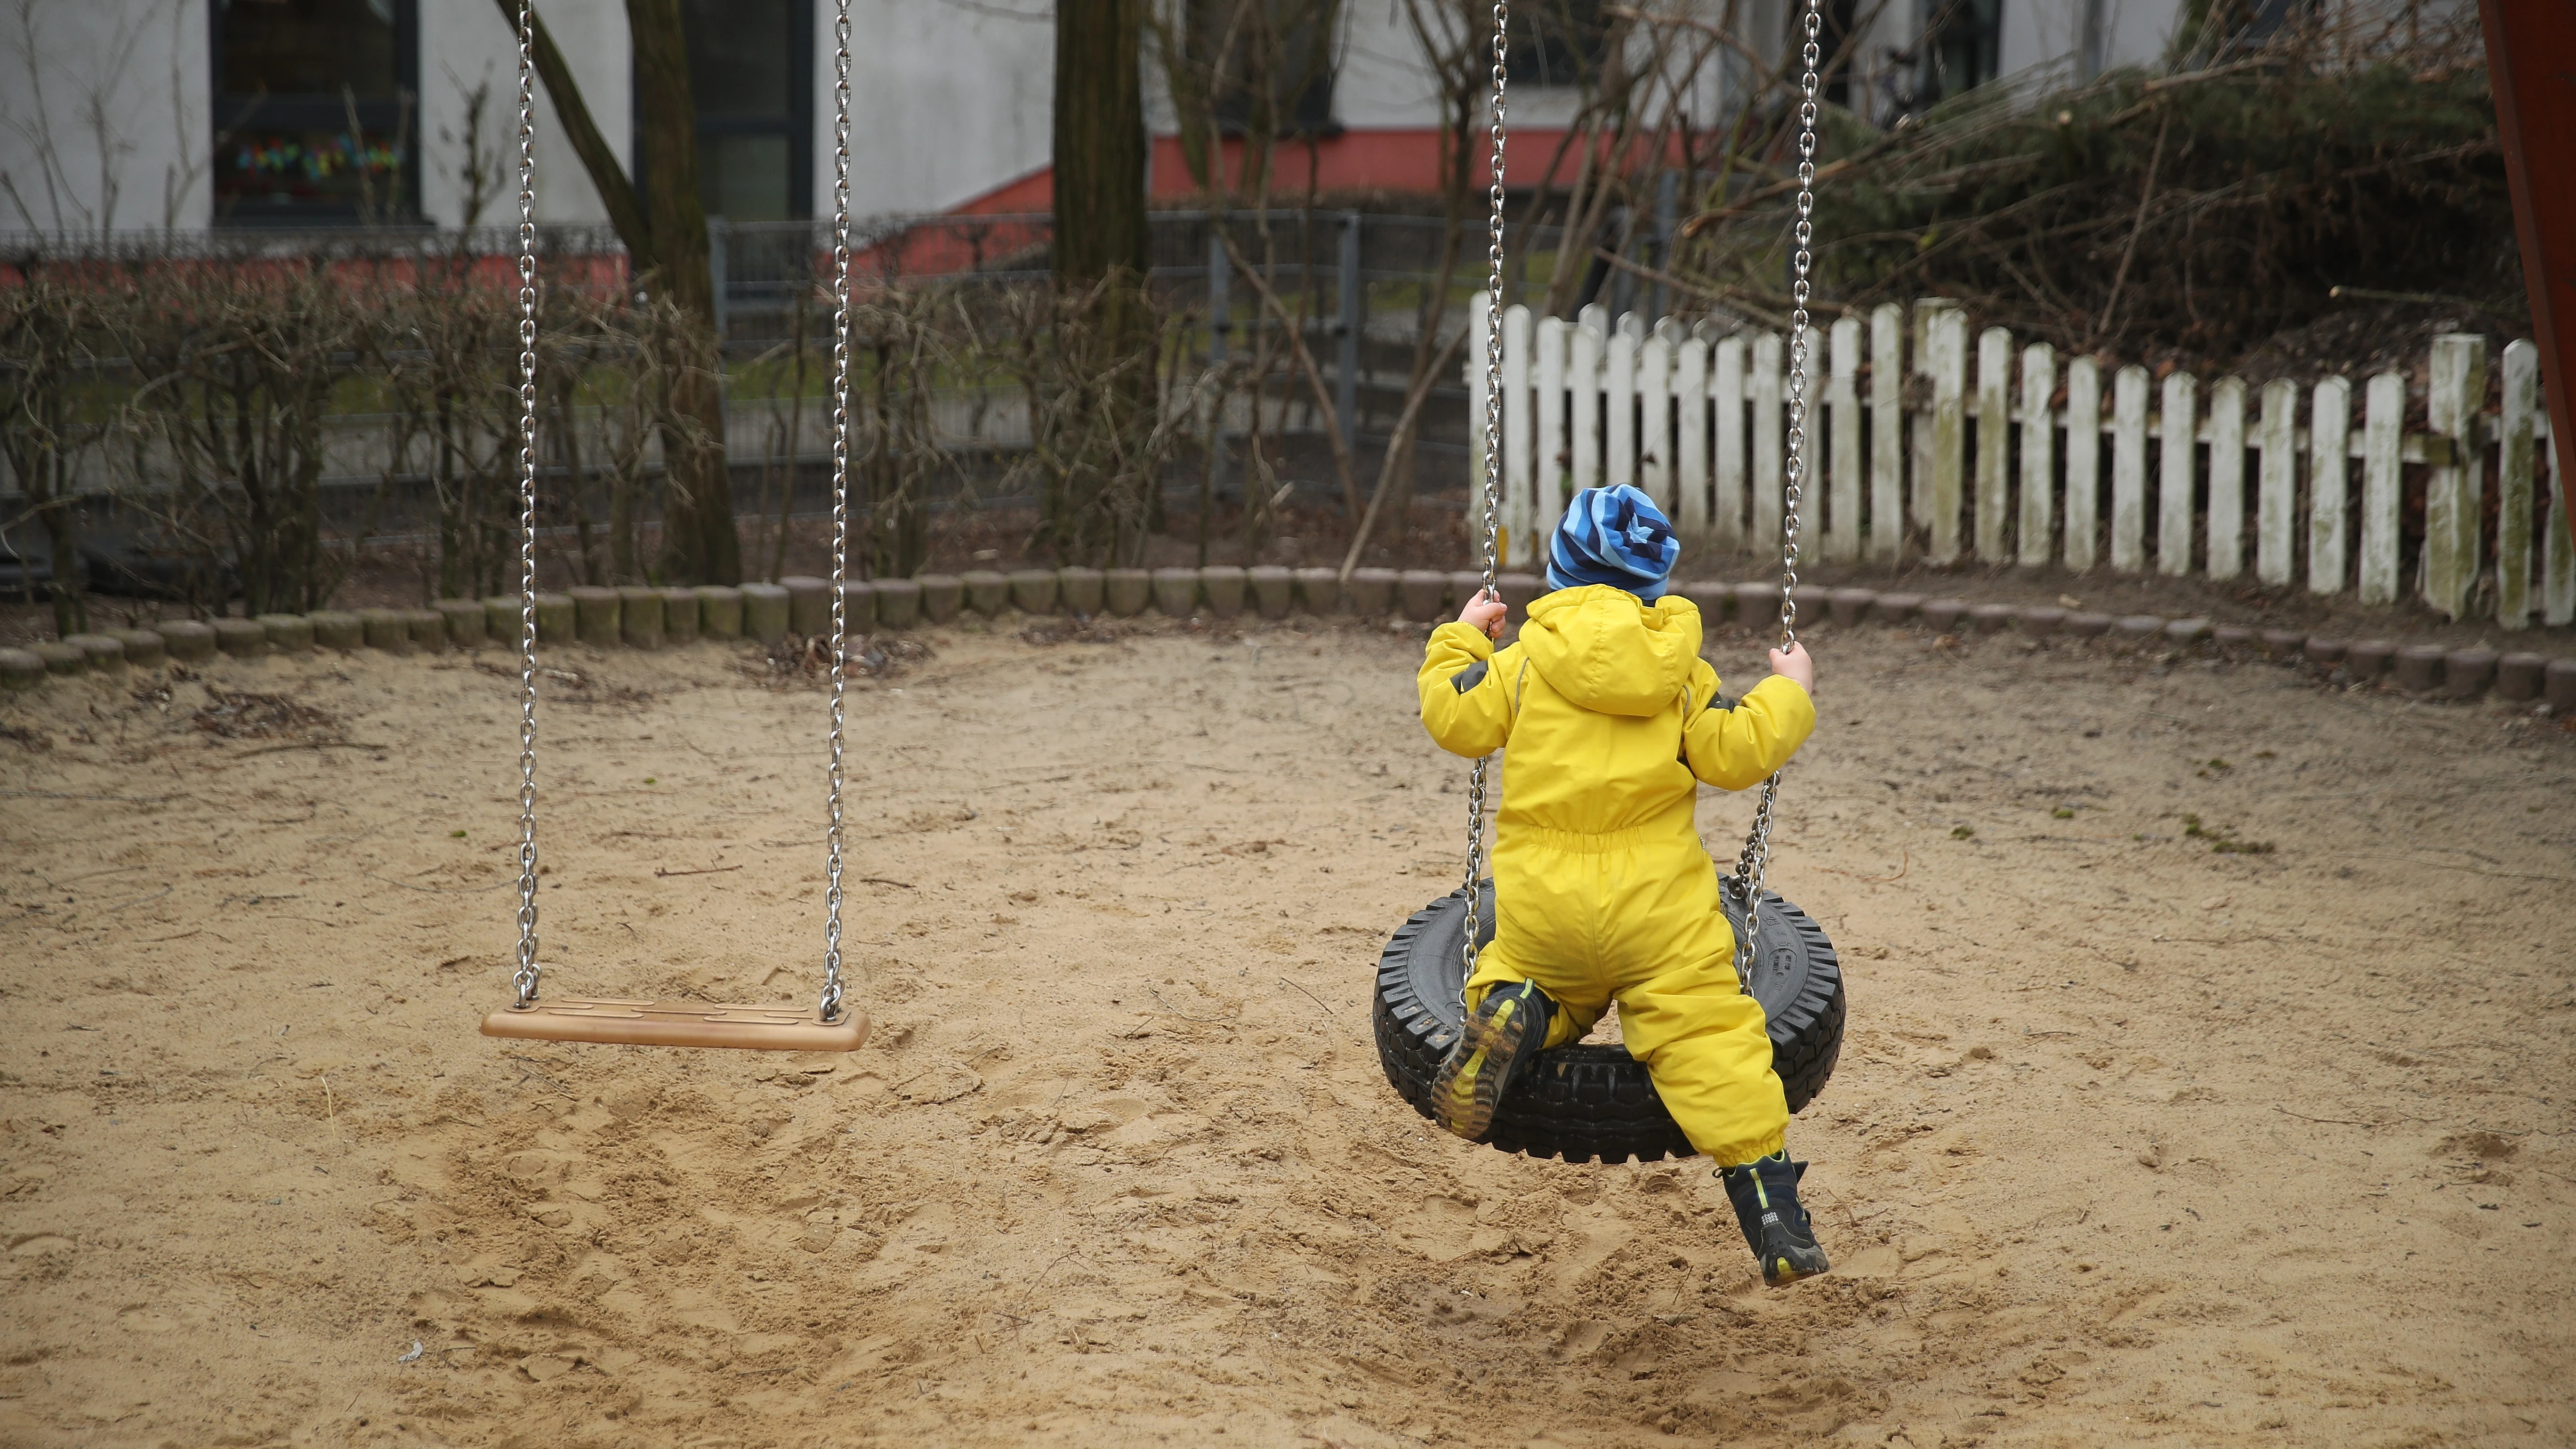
[3,613,2572,1449]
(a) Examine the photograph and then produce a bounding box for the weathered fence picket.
[2308,376,2351,596]
[1605,330,1636,495]
[2424,336,2487,620]
[1752,332,1785,557]
[1475,300,2560,625]
[1501,301,1533,569]
[1571,322,1602,505]
[2549,497,2575,626]
[1868,305,1903,564]
[1928,310,1967,565]
[1674,328,1710,540]
[2064,356,2101,573]
[1639,333,1671,514]
[2112,366,2150,572]
[2499,338,2536,629]
[2207,377,2247,580]
[1829,318,1863,564]
[1975,328,2012,563]
[1533,316,1568,568]
[2257,378,2298,588]
[2017,343,2055,568]
[2159,372,2198,578]
[1714,334,1747,551]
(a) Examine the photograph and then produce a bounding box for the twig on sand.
[0,789,186,803]
[655,864,743,877]
[232,740,392,758]
[1148,991,1230,1025]
[1818,849,1909,884]
[366,872,511,894]
[1277,977,1336,1017]
[2334,853,2570,885]
[2273,1104,2433,1128]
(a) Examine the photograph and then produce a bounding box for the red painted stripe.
[942,125,1643,217]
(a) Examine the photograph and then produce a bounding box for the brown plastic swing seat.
[480,997,869,1052]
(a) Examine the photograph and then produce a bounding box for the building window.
[211,0,419,225]
[1505,0,1608,88]
[1813,0,1861,109]
[683,0,812,221]
[1189,0,1339,137]
[1915,0,2002,107]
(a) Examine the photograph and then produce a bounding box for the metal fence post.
[708,216,731,343]
[1208,224,1231,369]
[1208,221,1231,501]
[1338,210,1360,457]
[1650,169,1677,324]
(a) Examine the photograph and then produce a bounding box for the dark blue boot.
[1427,981,1555,1141]
[1718,1152,1830,1286]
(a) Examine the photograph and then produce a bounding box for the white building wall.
[2096,0,2187,72]
[6,0,2217,236]
[826,0,1054,217]
[1330,1,1585,133]
[418,0,630,228]
[2001,0,2186,82]
[0,0,212,232]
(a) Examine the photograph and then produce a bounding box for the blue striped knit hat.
[1546,484,1680,602]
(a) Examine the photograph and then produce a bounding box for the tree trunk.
[625,0,741,584]
[494,0,657,270]
[487,0,737,583]
[1055,0,1151,298]
[1045,0,1160,565]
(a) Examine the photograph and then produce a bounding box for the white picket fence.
[1466,298,2574,628]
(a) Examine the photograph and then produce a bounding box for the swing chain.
[509,0,543,1009]
[1460,0,1509,994]
[818,0,855,1026]
[1731,0,1821,975]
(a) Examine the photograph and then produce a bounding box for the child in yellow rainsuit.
[1417,483,1827,1285]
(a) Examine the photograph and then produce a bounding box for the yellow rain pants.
[1416,585,1815,1166]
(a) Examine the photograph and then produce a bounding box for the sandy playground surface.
[2,612,2573,1448]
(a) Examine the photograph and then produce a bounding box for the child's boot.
[1428,980,1555,1140]
[1718,1152,1829,1286]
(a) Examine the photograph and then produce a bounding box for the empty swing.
[1369,0,1848,1161]
[477,0,869,1054]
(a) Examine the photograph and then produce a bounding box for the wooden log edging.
[5,568,2571,716]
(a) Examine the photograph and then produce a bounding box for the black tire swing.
[1369,0,1847,1163]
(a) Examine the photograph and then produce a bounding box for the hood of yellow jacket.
[1519,585,1703,717]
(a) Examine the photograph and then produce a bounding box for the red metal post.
[2481,0,2576,546]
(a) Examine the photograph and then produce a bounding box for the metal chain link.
[1459,0,1510,996]
[817,0,854,1025]
[508,0,543,1009]
[1729,0,1822,978]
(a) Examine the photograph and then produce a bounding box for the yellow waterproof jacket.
[1416,586,1814,834]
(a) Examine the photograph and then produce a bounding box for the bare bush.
[1674,6,2512,370]
[0,279,107,633]
[110,262,370,614]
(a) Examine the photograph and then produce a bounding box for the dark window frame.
[1189,0,1342,139]
[1915,0,2002,108]
[635,0,815,224]
[209,0,422,227]
[1505,0,1610,89]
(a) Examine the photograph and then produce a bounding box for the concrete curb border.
[7,571,2572,716]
